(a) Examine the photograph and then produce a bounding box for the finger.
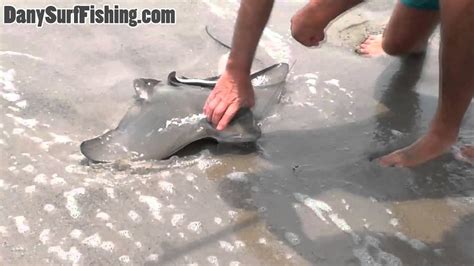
[205,96,221,122]
[378,152,403,168]
[216,102,240,131]
[291,31,312,47]
[298,37,313,47]
[211,101,229,127]
[203,92,216,115]
[308,36,320,47]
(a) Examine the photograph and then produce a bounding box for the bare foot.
[454,145,474,164]
[461,145,474,158]
[356,34,385,57]
[378,132,457,167]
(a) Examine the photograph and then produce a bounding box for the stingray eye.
[133,78,160,101]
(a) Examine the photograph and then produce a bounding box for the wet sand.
[1,0,473,265]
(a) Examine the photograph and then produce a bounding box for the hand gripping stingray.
[80,63,289,162]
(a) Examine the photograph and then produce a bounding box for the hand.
[290,2,328,47]
[203,70,255,130]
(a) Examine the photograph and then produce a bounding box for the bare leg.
[357,1,439,57]
[380,0,474,167]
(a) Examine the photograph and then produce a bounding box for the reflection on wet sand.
[213,53,473,264]
[1,1,472,265]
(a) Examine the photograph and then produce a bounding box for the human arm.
[291,0,363,46]
[203,0,274,130]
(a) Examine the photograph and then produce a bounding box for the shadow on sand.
[153,54,473,265]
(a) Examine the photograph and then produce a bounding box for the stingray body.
[80,63,289,162]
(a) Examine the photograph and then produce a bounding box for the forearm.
[226,0,274,74]
[313,0,364,21]
[433,0,474,135]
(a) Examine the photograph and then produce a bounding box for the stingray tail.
[205,25,231,50]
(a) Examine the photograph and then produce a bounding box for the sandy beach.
[1,0,473,265]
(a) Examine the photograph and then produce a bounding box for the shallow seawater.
[1,0,473,265]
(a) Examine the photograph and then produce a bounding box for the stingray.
[80,63,289,162]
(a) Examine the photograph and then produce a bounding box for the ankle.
[426,127,458,144]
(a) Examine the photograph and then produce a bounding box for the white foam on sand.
[219,240,235,252]
[324,79,340,87]
[16,100,27,109]
[118,230,132,239]
[395,232,428,251]
[0,226,9,237]
[24,185,36,194]
[100,241,115,252]
[202,0,230,19]
[296,193,400,264]
[187,221,203,234]
[119,255,130,263]
[207,255,219,265]
[50,174,66,186]
[353,235,402,266]
[40,133,73,151]
[70,229,83,239]
[158,181,175,194]
[294,193,332,223]
[44,204,56,212]
[0,68,17,92]
[261,27,291,63]
[14,216,30,234]
[5,113,39,129]
[96,212,110,221]
[128,210,141,222]
[2,92,20,102]
[50,132,73,143]
[104,187,115,199]
[226,172,248,182]
[0,51,43,61]
[48,246,82,266]
[139,195,163,221]
[294,192,360,243]
[284,232,301,246]
[39,229,51,244]
[171,213,185,227]
[21,164,35,173]
[64,187,86,219]
[81,233,101,248]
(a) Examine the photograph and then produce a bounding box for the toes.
[355,46,369,55]
[460,145,474,158]
[360,41,372,47]
[378,151,406,167]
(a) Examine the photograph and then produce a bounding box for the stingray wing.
[81,83,263,162]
